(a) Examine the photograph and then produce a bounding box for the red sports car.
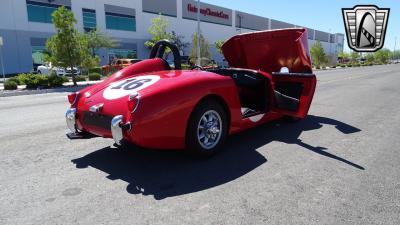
[66,28,316,156]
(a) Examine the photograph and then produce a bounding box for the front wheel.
[186,99,228,157]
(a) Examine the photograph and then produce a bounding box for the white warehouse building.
[0,0,344,75]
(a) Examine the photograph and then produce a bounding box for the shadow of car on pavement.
[71,115,363,200]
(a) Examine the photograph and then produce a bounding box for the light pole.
[0,36,5,82]
[196,0,201,67]
[393,37,397,62]
[328,29,332,65]
[236,15,242,34]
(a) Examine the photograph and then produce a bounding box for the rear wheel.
[186,99,228,157]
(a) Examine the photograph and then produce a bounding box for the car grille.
[82,111,113,131]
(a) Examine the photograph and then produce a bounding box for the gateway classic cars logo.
[342,5,390,52]
[187,3,229,20]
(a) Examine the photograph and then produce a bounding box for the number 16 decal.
[111,79,152,90]
[103,75,160,100]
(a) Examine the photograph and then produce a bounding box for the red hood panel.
[221,28,312,73]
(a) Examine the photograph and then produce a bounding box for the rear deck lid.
[221,28,313,74]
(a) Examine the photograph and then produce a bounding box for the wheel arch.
[186,94,231,136]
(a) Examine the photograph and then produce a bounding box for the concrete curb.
[0,81,101,97]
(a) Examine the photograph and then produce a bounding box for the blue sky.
[202,0,399,52]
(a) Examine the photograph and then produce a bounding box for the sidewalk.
[0,80,102,97]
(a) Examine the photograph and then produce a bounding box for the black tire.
[186,99,228,157]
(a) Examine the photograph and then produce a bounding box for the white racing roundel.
[103,75,160,100]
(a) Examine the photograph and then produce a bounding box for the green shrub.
[89,67,102,74]
[347,64,353,67]
[331,65,336,68]
[23,74,40,88]
[7,77,20,85]
[37,75,49,87]
[88,73,101,81]
[315,66,321,69]
[48,75,67,87]
[20,74,48,89]
[14,73,69,88]
[4,80,18,90]
[75,75,86,82]
[62,76,69,83]
[353,63,361,67]
[18,73,49,87]
[17,73,32,85]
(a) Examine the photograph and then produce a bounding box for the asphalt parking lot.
[1,64,400,225]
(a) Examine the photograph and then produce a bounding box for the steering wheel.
[149,40,181,70]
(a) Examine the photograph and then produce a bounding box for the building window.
[330,34,336,43]
[109,48,137,59]
[32,45,45,65]
[26,1,67,23]
[83,9,96,32]
[105,12,136,31]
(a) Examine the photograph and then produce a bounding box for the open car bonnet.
[221,28,313,74]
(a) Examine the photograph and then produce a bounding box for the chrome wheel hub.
[197,110,222,150]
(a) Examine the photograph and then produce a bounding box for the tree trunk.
[72,74,77,86]
[71,64,77,86]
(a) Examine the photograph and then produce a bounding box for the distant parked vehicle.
[32,63,42,73]
[37,63,80,76]
[390,59,400,64]
[102,59,142,75]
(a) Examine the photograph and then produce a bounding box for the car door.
[271,73,316,118]
[221,28,316,118]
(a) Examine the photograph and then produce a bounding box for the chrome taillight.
[67,92,79,105]
[128,92,140,113]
